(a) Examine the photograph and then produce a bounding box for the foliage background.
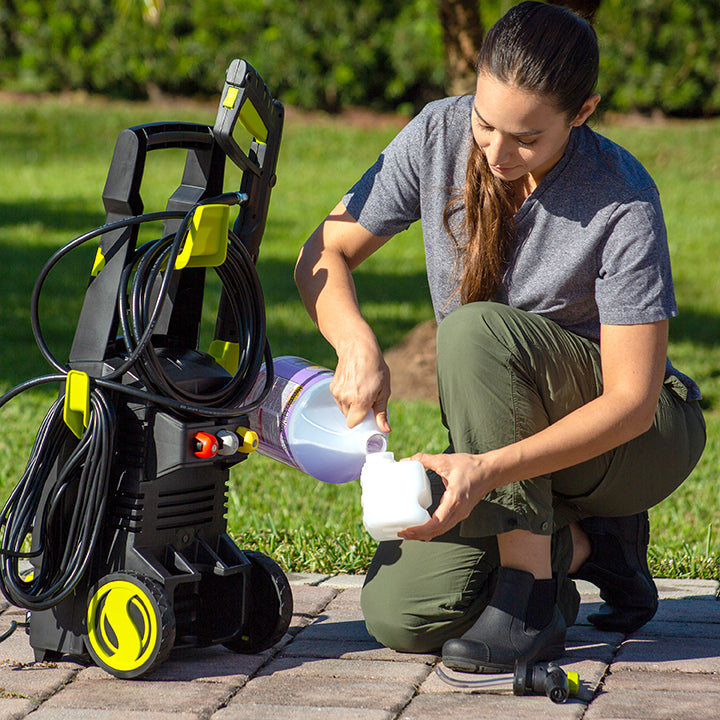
[1,0,720,116]
[0,1,717,577]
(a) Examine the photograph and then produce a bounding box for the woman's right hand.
[331,332,392,433]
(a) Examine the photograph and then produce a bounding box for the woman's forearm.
[294,206,393,429]
[486,389,657,489]
[295,226,373,351]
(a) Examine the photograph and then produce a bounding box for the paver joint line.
[0,578,718,718]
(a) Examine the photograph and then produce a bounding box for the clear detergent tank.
[247,356,388,484]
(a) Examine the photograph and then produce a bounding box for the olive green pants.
[362,303,706,653]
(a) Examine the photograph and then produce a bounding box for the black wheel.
[223,551,293,654]
[84,572,176,678]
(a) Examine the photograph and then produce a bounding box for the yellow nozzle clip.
[236,427,259,454]
[238,99,268,144]
[63,370,91,439]
[91,248,106,276]
[176,204,230,269]
[208,340,239,375]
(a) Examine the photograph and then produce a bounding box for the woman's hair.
[445,1,599,305]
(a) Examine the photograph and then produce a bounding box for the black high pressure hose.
[0,393,115,610]
[29,194,273,414]
[0,195,273,611]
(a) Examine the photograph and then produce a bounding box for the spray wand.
[435,660,580,704]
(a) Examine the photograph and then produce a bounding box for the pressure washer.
[0,59,294,678]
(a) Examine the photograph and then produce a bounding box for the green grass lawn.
[0,96,717,579]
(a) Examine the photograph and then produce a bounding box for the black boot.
[571,512,658,633]
[442,567,567,674]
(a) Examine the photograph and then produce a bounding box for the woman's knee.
[360,536,498,653]
[361,577,442,653]
[437,303,510,386]
[436,302,538,389]
[437,302,514,357]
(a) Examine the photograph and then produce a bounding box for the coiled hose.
[0,194,272,611]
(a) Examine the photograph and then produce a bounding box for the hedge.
[596,0,720,116]
[0,0,444,113]
[1,0,719,116]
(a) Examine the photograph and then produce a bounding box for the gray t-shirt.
[343,95,699,400]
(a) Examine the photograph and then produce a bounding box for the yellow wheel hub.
[86,574,172,677]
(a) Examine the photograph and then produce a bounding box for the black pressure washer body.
[1,61,292,678]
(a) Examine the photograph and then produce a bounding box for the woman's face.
[472,72,597,189]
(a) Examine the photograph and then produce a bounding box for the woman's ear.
[571,93,601,127]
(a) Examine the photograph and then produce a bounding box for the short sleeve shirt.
[342,95,699,399]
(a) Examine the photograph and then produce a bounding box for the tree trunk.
[438,0,484,97]
[438,0,602,98]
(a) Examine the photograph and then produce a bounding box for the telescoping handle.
[213,59,284,261]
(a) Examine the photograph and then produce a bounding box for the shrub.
[0,0,444,111]
[596,0,720,116]
[2,0,719,116]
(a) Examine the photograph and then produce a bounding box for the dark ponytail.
[480,1,599,119]
[445,1,599,305]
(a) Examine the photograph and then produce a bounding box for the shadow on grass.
[0,197,107,388]
[0,241,95,387]
[0,198,104,235]
[670,305,720,411]
[0,238,432,392]
[1,229,713,395]
[257,257,433,368]
[671,305,720,349]
[1,203,714,397]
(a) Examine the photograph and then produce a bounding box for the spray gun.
[513,661,579,703]
[435,660,580,704]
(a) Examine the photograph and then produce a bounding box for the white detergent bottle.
[360,452,432,541]
[246,356,388,484]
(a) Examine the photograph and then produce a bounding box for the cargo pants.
[361,302,706,653]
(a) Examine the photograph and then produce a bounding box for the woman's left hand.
[397,451,499,542]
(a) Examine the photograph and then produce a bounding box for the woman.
[294,1,705,673]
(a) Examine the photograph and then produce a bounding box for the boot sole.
[443,643,566,675]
